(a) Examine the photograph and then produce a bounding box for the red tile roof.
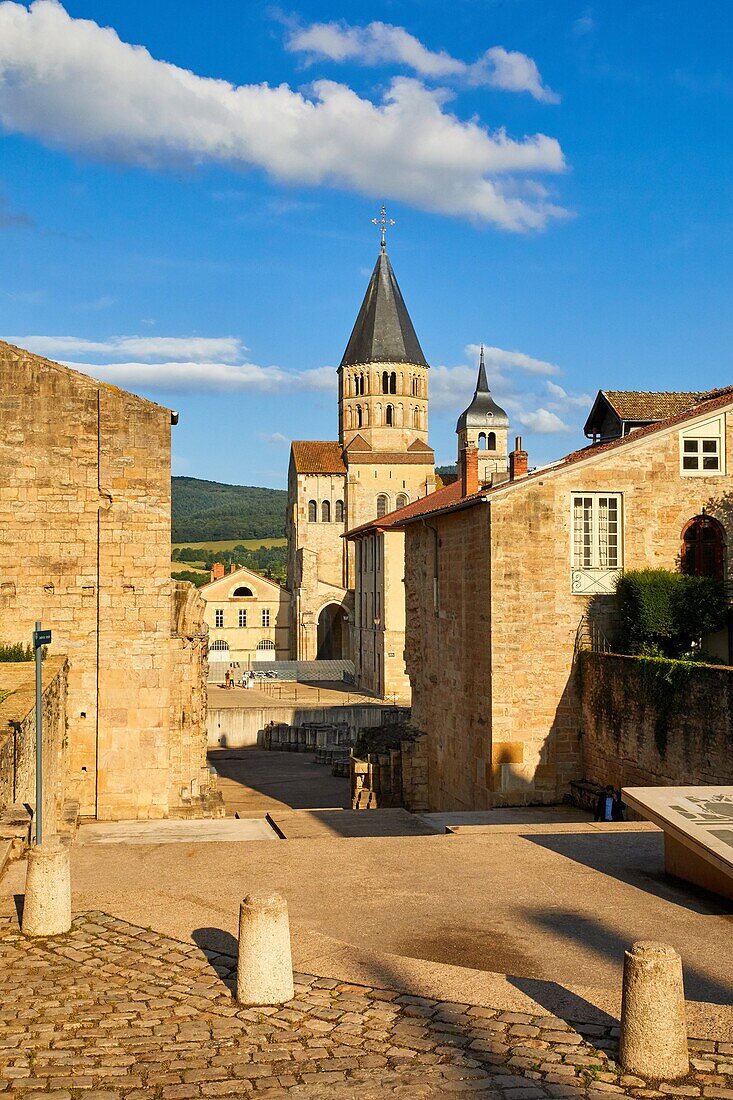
[291,440,346,475]
[602,390,705,421]
[347,478,474,538]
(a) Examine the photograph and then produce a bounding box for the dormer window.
[680,415,724,475]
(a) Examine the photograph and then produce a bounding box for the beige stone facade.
[350,528,410,700]
[0,341,213,820]
[200,565,290,666]
[287,249,435,666]
[401,390,733,811]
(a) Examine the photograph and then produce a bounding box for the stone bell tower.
[456,346,509,486]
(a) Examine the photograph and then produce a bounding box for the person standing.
[595,784,625,822]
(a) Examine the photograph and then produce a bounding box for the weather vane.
[372,204,395,253]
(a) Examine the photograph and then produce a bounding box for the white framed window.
[214,609,224,628]
[261,608,270,627]
[571,493,623,594]
[238,609,247,628]
[680,415,725,476]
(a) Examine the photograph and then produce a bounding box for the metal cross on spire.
[372,204,395,252]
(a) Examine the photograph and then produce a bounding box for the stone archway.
[316,603,349,660]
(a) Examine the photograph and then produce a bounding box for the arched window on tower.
[356,405,363,428]
[396,493,409,509]
[413,407,420,429]
[386,404,394,426]
[382,370,389,394]
[681,515,725,579]
[478,432,487,450]
[377,494,389,519]
[358,373,365,395]
[335,500,345,523]
[321,500,331,523]
[308,500,318,522]
[390,371,397,394]
[488,431,496,450]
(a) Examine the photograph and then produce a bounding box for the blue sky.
[1,1,731,485]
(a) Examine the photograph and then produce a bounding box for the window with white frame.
[680,415,725,475]
[261,608,270,627]
[214,609,224,628]
[571,494,623,572]
[238,609,247,628]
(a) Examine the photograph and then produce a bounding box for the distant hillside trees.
[173,544,288,586]
[172,477,286,542]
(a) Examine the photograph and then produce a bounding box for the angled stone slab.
[623,786,733,902]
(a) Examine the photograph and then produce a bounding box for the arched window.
[232,586,253,597]
[396,493,409,509]
[681,515,725,579]
[377,494,389,519]
[308,500,317,522]
[257,639,276,651]
[356,405,363,428]
[209,639,229,652]
[413,407,420,428]
[386,404,394,426]
[321,500,331,523]
[358,373,365,395]
[382,370,390,394]
[478,432,487,450]
[335,499,345,523]
[390,371,397,394]
[488,431,496,450]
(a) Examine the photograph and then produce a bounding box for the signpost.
[32,623,51,846]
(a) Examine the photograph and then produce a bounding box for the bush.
[0,642,36,662]
[615,568,726,658]
[172,570,209,589]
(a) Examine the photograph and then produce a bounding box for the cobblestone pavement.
[1,913,732,1100]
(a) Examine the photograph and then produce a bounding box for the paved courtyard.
[1,909,733,1099]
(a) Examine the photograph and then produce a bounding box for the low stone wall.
[0,657,68,833]
[580,651,733,789]
[350,727,429,812]
[208,703,388,750]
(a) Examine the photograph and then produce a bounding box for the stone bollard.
[22,836,72,937]
[236,893,294,1006]
[619,941,689,1079]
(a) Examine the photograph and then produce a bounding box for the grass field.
[171,560,208,574]
[172,537,286,553]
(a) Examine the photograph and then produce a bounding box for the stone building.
[395,386,733,811]
[200,564,290,667]
[0,340,215,821]
[456,347,510,486]
[287,241,435,661]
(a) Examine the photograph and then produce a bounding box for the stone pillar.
[236,893,294,1006]
[619,941,689,1079]
[22,836,72,937]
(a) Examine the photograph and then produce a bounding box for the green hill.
[171,477,286,543]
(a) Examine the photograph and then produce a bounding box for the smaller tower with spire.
[456,346,510,486]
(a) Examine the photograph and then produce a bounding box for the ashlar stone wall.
[0,342,212,820]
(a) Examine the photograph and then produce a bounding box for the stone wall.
[580,651,733,789]
[405,505,493,811]
[0,657,68,833]
[208,701,388,749]
[169,582,213,810]
[404,402,733,811]
[0,342,212,820]
[350,729,429,812]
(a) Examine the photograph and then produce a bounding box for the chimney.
[509,436,528,481]
[461,445,479,497]
[230,563,237,574]
[211,562,225,582]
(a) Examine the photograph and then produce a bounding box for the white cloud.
[428,365,478,411]
[465,343,560,376]
[545,379,592,408]
[573,11,595,37]
[518,407,570,433]
[11,334,245,362]
[0,1,567,230]
[259,432,290,446]
[287,22,560,104]
[60,357,338,395]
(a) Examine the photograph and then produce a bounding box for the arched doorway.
[317,603,348,660]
